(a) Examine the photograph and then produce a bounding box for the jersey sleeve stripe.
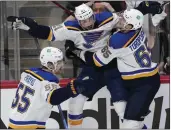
[47,89,57,104]
[9,119,46,129]
[68,114,83,120]
[121,65,158,75]
[47,29,53,41]
[122,67,158,80]
[66,26,81,31]
[122,30,140,48]
[93,53,105,67]
[9,123,45,129]
[68,119,83,125]
[9,119,45,125]
[25,70,44,81]
[98,16,113,27]
[47,29,55,41]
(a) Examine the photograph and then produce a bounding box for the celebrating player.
[7,4,127,128]
[69,9,161,129]
[7,2,164,128]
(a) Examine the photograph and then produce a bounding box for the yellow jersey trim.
[47,30,53,41]
[122,67,158,80]
[47,89,57,104]
[9,123,45,129]
[93,54,103,67]
[25,70,44,81]
[122,30,140,48]
[98,16,113,27]
[66,26,81,31]
[68,119,83,125]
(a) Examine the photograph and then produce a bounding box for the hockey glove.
[67,76,95,96]
[151,2,169,26]
[7,16,38,30]
[136,1,163,15]
[65,40,82,59]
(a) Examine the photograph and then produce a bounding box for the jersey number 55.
[11,83,35,113]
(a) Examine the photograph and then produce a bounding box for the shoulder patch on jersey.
[25,68,59,83]
[64,20,82,31]
[95,11,113,27]
[109,30,141,49]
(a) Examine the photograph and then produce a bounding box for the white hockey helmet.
[75,3,94,20]
[40,47,64,73]
[74,4,95,30]
[123,9,144,30]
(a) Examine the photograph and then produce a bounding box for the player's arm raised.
[7,16,68,42]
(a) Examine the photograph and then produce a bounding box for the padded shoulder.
[64,20,82,31]
[24,68,59,83]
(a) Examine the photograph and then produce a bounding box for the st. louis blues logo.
[81,31,104,49]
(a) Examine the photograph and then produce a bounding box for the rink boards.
[0,76,170,129]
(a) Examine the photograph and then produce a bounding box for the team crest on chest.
[81,31,104,48]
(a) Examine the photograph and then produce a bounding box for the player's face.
[116,12,133,31]
[53,60,64,74]
[79,15,95,30]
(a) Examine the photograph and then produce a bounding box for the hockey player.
[7,4,126,128]
[7,2,164,128]
[8,47,96,129]
[69,9,161,129]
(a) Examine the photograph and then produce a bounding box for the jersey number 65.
[134,45,151,67]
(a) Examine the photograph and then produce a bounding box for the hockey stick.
[51,1,75,17]
[57,105,68,129]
